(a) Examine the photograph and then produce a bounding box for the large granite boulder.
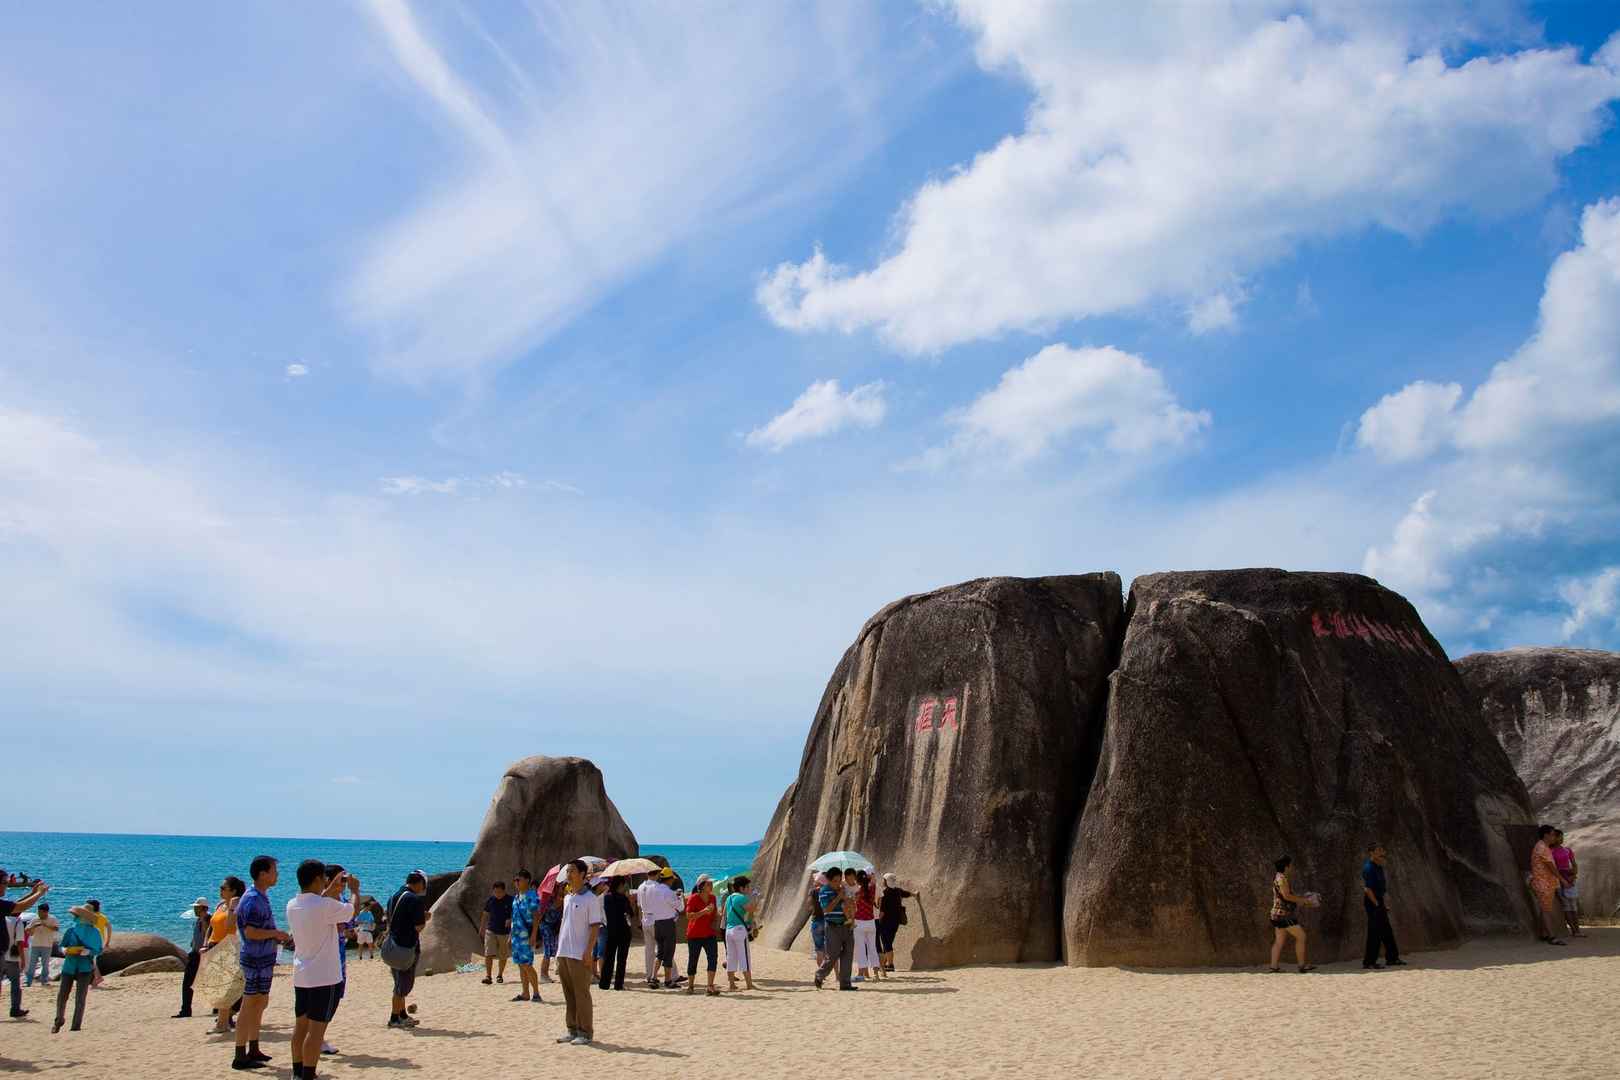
[117,955,186,976]
[417,756,637,974]
[1457,647,1620,917]
[1064,570,1535,967]
[98,931,187,975]
[750,574,1124,968]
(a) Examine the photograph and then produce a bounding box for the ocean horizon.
[0,830,759,946]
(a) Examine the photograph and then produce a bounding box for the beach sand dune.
[4,933,1613,1079]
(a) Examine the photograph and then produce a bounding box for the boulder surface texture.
[98,931,187,975]
[1066,570,1534,966]
[417,756,637,974]
[750,574,1124,967]
[1458,647,1620,916]
[117,955,186,976]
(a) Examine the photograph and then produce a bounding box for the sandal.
[481,977,493,985]
[1266,966,1281,973]
[510,994,530,1002]
[1297,964,1317,973]
[707,988,721,996]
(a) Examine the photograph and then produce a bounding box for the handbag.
[379,933,417,971]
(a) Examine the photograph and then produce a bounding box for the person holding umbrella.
[813,867,856,991]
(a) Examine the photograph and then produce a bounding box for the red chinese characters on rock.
[912,688,968,734]
[1308,610,1439,658]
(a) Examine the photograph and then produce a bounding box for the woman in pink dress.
[1529,825,1566,945]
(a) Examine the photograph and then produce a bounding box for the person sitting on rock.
[1267,856,1315,974]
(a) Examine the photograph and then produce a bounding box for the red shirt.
[854,884,875,921]
[685,893,717,938]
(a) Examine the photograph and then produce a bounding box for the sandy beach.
[4,932,1614,1080]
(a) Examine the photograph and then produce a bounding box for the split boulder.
[98,931,187,975]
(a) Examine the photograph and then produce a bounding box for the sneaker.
[556,1032,578,1043]
[496,975,504,982]
[482,977,493,985]
[1386,959,1409,967]
[387,1018,405,1029]
[322,1042,338,1055]
[571,1036,592,1046]
[1362,963,1384,970]
[10,1010,28,1019]
[838,985,859,991]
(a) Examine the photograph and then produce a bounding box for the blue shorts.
[242,962,275,997]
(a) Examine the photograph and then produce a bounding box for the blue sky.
[3,1,1619,843]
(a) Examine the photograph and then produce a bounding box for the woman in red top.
[851,869,881,981]
[683,875,721,996]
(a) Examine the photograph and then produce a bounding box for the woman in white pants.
[851,870,881,980]
[722,876,757,992]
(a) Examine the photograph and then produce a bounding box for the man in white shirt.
[553,860,603,1047]
[24,904,58,986]
[634,874,659,986]
[640,869,683,989]
[285,861,360,1080]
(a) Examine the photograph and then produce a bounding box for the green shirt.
[724,891,751,930]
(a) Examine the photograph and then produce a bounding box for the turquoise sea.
[0,832,758,947]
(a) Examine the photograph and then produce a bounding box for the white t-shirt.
[23,914,58,949]
[634,880,659,926]
[555,889,604,961]
[286,893,352,988]
[640,882,681,921]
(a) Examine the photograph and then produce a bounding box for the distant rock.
[1457,647,1620,916]
[98,932,187,975]
[1065,570,1535,966]
[117,955,186,976]
[750,574,1124,968]
[416,756,638,974]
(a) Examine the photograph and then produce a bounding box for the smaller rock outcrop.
[1458,647,1620,916]
[117,955,187,976]
[417,756,638,974]
[98,932,187,975]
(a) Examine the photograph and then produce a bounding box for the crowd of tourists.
[1267,828,1586,972]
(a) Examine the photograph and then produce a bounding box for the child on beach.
[354,906,376,959]
[53,905,102,1033]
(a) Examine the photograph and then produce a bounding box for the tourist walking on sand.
[684,875,720,996]
[25,902,58,986]
[725,875,758,992]
[52,904,101,1033]
[642,867,683,988]
[538,887,562,984]
[598,877,633,991]
[555,859,604,1046]
[85,899,110,988]
[1361,843,1406,970]
[814,867,856,990]
[286,861,361,1080]
[1551,830,1585,938]
[479,879,513,985]
[507,870,542,1003]
[1530,825,1567,945]
[198,876,246,1034]
[174,896,211,1017]
[235,856,293,1070]
[808,873,828,971]
[2,909,25,1019]
[1267,856,1316,973]
[877,873,914,974]
[354,904,376,959]
[851,869,881,981]
[386,871,429,1028]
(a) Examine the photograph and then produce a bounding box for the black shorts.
[391,957,418,998]
[293,984,341,1023]
[1270,917,1299,929]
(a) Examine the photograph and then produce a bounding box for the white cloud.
[1355,380,1463,462]
[745,379,886,452]
[1560,567,1620,641]
[380,471,556,496]
[929,344,1209,465]
[285,363,309,378]
[1187,292,1241,335]
[1358,199,1620,637]
[759,6,1620,352]
[346,1,943,383]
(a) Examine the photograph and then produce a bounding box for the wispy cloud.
[745,380,886,452]
[285,363,309,378]
[379,471,572,497]
[346,1,944,384]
